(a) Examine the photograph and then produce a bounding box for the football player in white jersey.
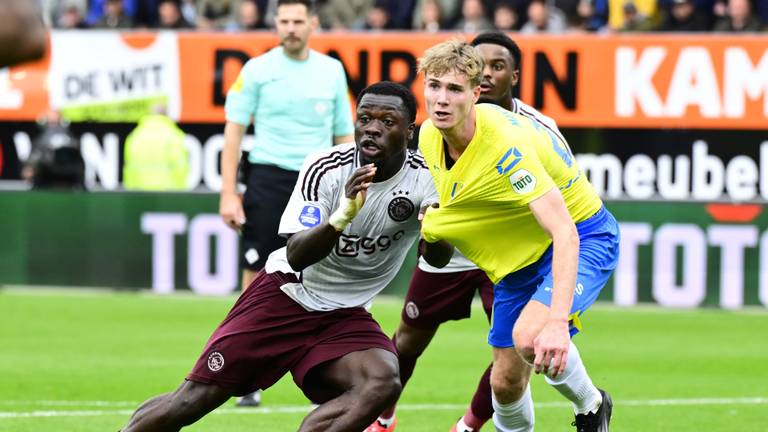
[120,82,453,432]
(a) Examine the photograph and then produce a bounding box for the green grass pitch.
[1,288,766,431]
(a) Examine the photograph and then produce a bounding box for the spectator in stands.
[227,0,266,30]
[41,0,86,27]
[713,0,765,30]
[180,0,198,25]
[352,0,392,30]
[412,0,462,29]
[387,0,418,28]
[198,0,242,30]
[658,0,710,30]
[571,0,609,31]
[133,0,160,27]
[23,110,85,190]
[157,0,194,28]
[754,0,768,23]
[93,0,134,29]
[520,0,568,32]
[85,0,136,26]
[620,0,655,30]
[414,0,444,31]
[58,2,89,28]
[123,105,189,191]
[321,0,375,29]
[493,2,520,30]
[607,0,657,29]
[454,0,495,32]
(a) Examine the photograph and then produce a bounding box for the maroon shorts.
[401,267,494,329]
[187,270,396,396]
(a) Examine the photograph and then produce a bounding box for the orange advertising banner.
[1,32,767,129]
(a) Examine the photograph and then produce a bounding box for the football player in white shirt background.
[120,81,454,432]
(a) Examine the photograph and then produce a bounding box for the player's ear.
[407,123,416,141]
[511,68,520,87]
[472,85,481,103]
[310,14,319,31]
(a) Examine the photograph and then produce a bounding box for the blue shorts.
[488,207,620,348]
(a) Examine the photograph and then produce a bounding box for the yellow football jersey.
[419,104,602,283]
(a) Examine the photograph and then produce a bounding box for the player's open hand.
[344,164,377,203]
[533,319,570,377]
[220,192,246,232]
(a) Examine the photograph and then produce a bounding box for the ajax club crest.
[388,191,415,222]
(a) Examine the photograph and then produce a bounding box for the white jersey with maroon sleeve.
[265,143,438,311]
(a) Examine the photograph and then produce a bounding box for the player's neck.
[366,150,406,183]
[441,108,476,159]
[283,46,310,61]
[499,93,513,111]
[479,92,512,111]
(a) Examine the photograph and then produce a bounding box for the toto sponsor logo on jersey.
[388,196,414,222]
[509,169,537,194]
[207,351,225,372]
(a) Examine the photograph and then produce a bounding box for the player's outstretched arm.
[286,164,376,271]
[0,0,46,68]
[417,203,454,268]
[528,187,579,377]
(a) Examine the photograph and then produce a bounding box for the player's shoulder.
[310,49,345,69]
[300,144,356,201]
[246,47,279,66]
[477,103,527,126]
[405,149,429,171]
[239,49,278,80]
[512,98,561,131]
[303,143,356,169]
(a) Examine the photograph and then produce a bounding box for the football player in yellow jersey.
[417,40,620,432]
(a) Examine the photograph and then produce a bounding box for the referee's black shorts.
[240,163,299,271]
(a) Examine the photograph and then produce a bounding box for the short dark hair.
[470,31,522,71]
[276,0,315,13]
[356,81,417,123]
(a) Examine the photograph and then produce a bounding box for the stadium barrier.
[1,189,766,309]
[1,32,766,309]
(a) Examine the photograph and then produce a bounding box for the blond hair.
[418,40,484,87]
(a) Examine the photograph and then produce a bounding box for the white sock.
[491,383,534,432]
[544,341,602,415]
[376,415,394,427]
[456,417,474,432]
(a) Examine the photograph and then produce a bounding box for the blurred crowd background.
[39,0,768,34]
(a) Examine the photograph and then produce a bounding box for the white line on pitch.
[0,397,767,419]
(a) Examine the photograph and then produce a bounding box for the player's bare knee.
[361,369,402,407]
[490,368,528,402]
[512,327,536,361]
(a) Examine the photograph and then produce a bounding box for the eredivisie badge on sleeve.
[299,205,322,227]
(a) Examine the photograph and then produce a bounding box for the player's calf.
[121,381,230,432]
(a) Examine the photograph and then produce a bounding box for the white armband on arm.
[328,192,364,231]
